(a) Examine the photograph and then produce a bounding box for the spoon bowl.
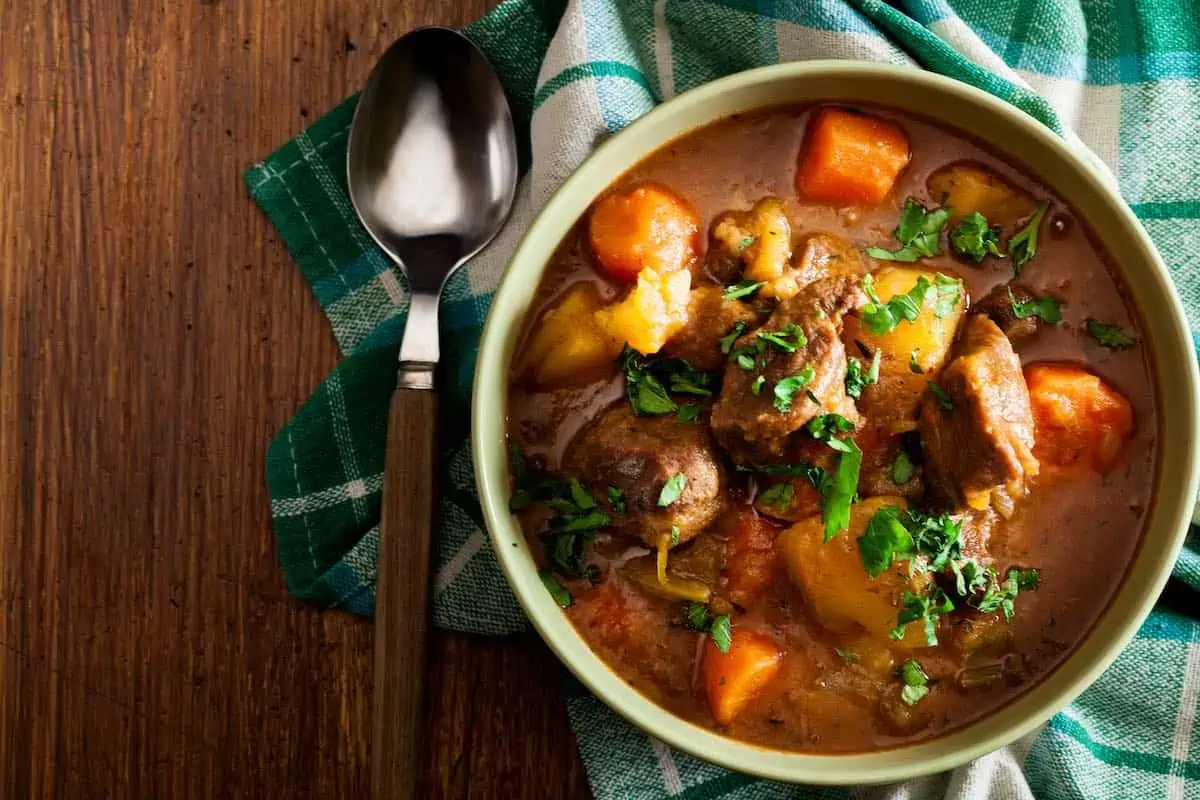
[345,26,517,800]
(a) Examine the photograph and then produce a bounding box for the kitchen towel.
[245,1,1200,797]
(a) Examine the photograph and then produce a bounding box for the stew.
[505,104,1157,752]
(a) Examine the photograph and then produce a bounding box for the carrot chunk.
[796,108,911,206]
[587,183,700,282]
[1025,362,1134,475]
[703,630,784,726]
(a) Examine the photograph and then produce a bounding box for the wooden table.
[0,1,590,796]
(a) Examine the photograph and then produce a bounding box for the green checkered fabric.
[246,1,1200,796]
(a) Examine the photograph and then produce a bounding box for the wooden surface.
[0,1,590,797]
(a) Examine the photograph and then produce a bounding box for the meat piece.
[564,404,725,547]
[919,315,1039,515]
[974,282,1044,342]
[661,286,760,371]
[856,429,924,504]
[710,275,864,464]
[767,232,869,302]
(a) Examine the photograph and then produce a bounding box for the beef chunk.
[710,275,864,464]
[974,282,1044,343]
[661,286,760,371]
[919,315,1039,515]
[564,404,725,547]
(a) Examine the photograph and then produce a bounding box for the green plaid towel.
[246,0,1200,796]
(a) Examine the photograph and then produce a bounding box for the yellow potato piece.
[779,496,932,647]
[711,197,793,291]
[596,266,692,355]
[521,284,621,387]
[844,266,966,432]
[927,162,1039,229]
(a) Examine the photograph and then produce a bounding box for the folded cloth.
[246,1,1200,797]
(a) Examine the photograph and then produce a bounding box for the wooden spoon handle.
[372,387,438,800]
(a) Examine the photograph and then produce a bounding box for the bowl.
[470,61,1200,784]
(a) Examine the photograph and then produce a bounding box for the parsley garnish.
[723,280,764,300]
[933,273,962,318]
[858,506,914,577]
[670,525,681,546]
[899,659,929,706]
[607,486,626,516]
[676,404,702,422]
[845,349,881,399]
[1010,289,1062,324]
[976,567,1040,620]
[508,442,562,511]
[806,413,856,451]
[1009,202,1049,277]
[950,211,1004,262]
[657,473,687,507]
[865,198,952,262]
[757,322,808,354]
[891,588,954,646]
[751,375,765,396]
[759,483,794,509]
[857,506,963,577]
[909,350,923,374]
[821,441,862,541]
[928,380,954,410]
[684,602,711,631]
[773,368,815,412]
[709,615,733,654]
[1086,319,1136,349]
[739,235,756,252]
[860,274,931,335]
[836,648,859,662]
[539,570,573,608]
[718,322,748,355]
[892,451,914,484]
[618,346,718,416]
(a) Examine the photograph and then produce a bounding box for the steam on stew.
[506,105,1156,752]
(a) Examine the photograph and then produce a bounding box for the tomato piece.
[587,183,700,281]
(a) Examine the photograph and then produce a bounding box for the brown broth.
[506,105,1158,753]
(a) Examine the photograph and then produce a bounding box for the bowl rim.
[471,60,1200,784]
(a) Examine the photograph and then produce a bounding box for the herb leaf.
[658,473,687,507]
[845,349,881,399]
[607,486,626,516]
[933,273,962,318]
[909,350,923,374]
[684,602,711,631]
[950,211,1005,262]
[676,404,702,422]
[709,615,733,654]
[836,648,859,662]
[759,483,795,509]
[865,198,952,262]
[719,322,748,355]
[899,659,930,706]
[975,567,1041,620]
[822,440,862,541]
[757,322,808,354]
[858,506,914,577]
[773,369,815,412]
[751,375,766,396]
[891,588,954,646]
[618,346,718,416]
[1010,289,1062,324]
[891,452,914,484]
[1009,202,1049,277]
[670,525,681,546]
[723,280,764,300]
[860,274,933,336]
[928,380,955,410]
[539,570,573,608]
[1086,319,1136,349]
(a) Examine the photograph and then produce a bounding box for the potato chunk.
[780,496,932,646]
[520,284,621,387]
[843,267,967,432]
[927,162,1038,229]
[595,266,692,355]
[588,183,700,281]
[1025,362,1134,475]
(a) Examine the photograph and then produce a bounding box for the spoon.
[346,27,517,799]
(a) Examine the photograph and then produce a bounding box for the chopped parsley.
[976,567,1041,620]
[618,346,718,416]
[684,602,711,631]
[1086,319,1136,349]
[670,525,681,546]
[738,235,756,251]
[676,404,702,422]
[928,380,955,410]
[909,350,923,374]
[950,211,1004,263]
[773,368,815,412]
[865,198,952,262]
[607,486,626,516]
[821,440,862,541]
[657,473,687,507]
[751,375,766,396]
[844,349,881,399]
[806,413,857,451]
[723,280,764,300]
[835,648,859,662]
[860,272,960,335]
[1009,201,1049,277]
[508,442,562,511]
[899,659,930,706]
[539,570,573,608]
[746,461,827,488]
[709,614,733,654]
[933,273,963,318]
[857,506,964,577]
[757,322,809,354]
[891,451,915,484]
[1010,289,1062,324]
[759,483,795,509]
[719,321,748,355]
[891,587,954,646]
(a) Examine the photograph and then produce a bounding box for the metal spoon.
[346,27,517,799]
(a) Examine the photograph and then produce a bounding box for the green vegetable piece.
[670,525,681,546]
[539,569,573,608]
[1086,319,1136,349]
[685,602,711,632]
[845,350,881,399]
[950,211,1004,262]
[1010,289,1062,324]
[860,274,934,336]
[676,404,702,422]
[773,368,815,412]
[836,648,859,662]
[857,506,914,577]
[928,380,955,410]
[865,198,952,262]
[751,375,766,396]
[822,440,862,541]
[719,321,748,355]
[759,483,794,510]
[658,473,688,507]
[909,349,923,374]
[607,486,626,516]
[1009,201,1049,277]
[891,451,914,484]
[899,659,929,706]
[723,280,764,300]
[710,615,733,654]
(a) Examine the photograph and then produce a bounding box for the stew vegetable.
[506,105,1156,752]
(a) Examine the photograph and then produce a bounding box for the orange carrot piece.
[703,630,784,726]
[796,107,911,206]
[587,183,700,282]
[1025,362,1134,475]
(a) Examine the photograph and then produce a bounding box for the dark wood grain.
[0,1,590,797]
[376,388,437,799]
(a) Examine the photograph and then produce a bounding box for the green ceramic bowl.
[471,62,1200,783]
